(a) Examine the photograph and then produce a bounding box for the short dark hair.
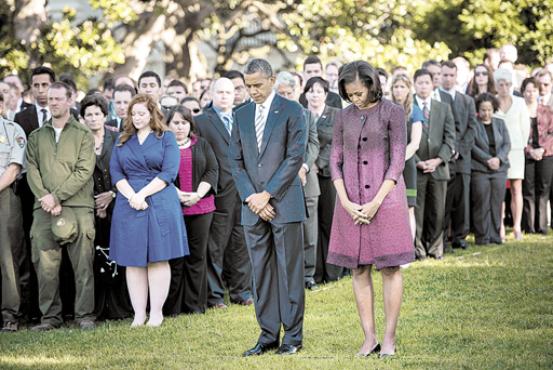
[138,71,161,87]
[223,70,245,83]
[521,77,538,94]
[244,58,273,77]
[303,55,322,71]
[165,104,196,136]
[113,83,136,98]
[59,73,77,94]
[303,76,329,95]
[413,68,433,82]
[168,79,188,94]
[475,92,499,112]
[31,66,55,83]
[102,76,114,91]
[80,93,108,118]
[338,60,382,103]
[49,81,72,99]
[421,60,440,69]
[441,60,457,70]
[376,67,388,80]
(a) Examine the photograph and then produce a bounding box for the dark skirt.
[404,157,417,207]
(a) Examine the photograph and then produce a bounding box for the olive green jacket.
[26,116,95,209]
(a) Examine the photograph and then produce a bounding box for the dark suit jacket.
[314,105,339,178]
[302,109,320,198]
[414,96,456,181]
[471,117,511,174]
[440,90,477,174]
[230,94,307,225]
[14,105,40,138]
[18,100,33,112]
[105,118,123,132]
[300,91,342,110]
[195,106,235,198]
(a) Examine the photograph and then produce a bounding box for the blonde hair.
[391,74,413,119]
[118,93,168,146]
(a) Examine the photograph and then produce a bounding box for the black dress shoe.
[243,341,279,357]
[305,281,320,291]
[276,343,302,355]
[452,239,468,249]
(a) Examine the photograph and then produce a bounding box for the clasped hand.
[416,158,442,173]
[177,190,201,207]
[246,191,275,222]
[128,192,148,210]
[343,199,380,225]
[487,157,500,170]
[39,193,62,215]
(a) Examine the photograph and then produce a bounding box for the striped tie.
[422,102,430,121]
[255,105,265,150]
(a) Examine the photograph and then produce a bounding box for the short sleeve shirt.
[0,118,27,177]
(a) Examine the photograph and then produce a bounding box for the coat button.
[365,185,370,189]
[363,160,368,165]
[258,164,262,168]
[362,137,367,141]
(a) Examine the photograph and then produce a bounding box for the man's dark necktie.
[41,108,47,124]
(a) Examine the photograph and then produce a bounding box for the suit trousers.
[444,170,471,242]
[303,195,318,284]
[523,156,553,234]
[166,212,212,315]
[315,176,344,283]
[415,172,447,258]
[471,172,507,244]
[0,187,24,322]
[244,221,304,346]
[30,208,95,326]
[207,191,252,305]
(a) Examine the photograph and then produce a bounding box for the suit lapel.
[258,95,282,158]
[207,108,230,144]
[238,102,258,158]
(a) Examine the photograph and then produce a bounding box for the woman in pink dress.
[328,61,414,358]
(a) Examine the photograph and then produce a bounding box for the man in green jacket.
[26,81,96,331]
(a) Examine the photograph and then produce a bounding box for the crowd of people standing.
[1,43,552,358]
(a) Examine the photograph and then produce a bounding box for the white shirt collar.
[35,104,50,127]
[257,90,276,113]
[441,87,456,99]
[415,95,432,110]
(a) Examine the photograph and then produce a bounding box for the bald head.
[212,77,235,112]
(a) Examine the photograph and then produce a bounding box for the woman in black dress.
[80,93,132,320]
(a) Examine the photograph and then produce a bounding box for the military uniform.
[0,118,26,331]
[25,116,96,328]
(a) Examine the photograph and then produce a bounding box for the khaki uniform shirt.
[0,118,26,177]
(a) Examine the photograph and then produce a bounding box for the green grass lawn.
[1,234,552,370]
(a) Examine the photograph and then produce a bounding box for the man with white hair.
[195,78,253,308]
[274,71,320,290]
[500,44,518,64]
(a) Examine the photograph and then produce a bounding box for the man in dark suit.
[275,71,320,290]
[105,84,136,132]
[230,59,307,356]
[223,70,251,110]
[413,69,456,260]
[195,78,253,308]
[14,65,56,322]
[440,61,476,250]
[299,56,342,109]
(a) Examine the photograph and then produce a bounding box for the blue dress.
[109,131,189,266]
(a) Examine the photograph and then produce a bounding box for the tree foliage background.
[1,0,552,86]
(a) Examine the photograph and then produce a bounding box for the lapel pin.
[274,110,279,114]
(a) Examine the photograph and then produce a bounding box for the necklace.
[178,137,191,148]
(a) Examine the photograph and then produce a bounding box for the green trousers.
[0,187,24,322]
[31,207,95,325]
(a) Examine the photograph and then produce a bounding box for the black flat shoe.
[356,342,381,357]
[243,341,279,357]
[276,343,302,355]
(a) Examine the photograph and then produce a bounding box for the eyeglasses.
[474,71,488,77]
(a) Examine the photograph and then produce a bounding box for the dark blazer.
[230,94,307,225]
[471,117,511,174]
[300,91,342,110]
[414,96,456,180]
[14,105,40,137]
[314,105,339,178]
[175,136,219,195]
[18,100,33,112]
[94,129,119,195]
[302,109,320,198]
[195,106,234,197]
[440,90,477,174]
[105,118,123,132]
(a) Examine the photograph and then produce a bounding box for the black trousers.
[523,156,553,234]
[444,171,471,242]
[207,191,252,305]
[165,212,213,315]
[244,221,304,346]
[471,172,507,244]
[315,176,344,283]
